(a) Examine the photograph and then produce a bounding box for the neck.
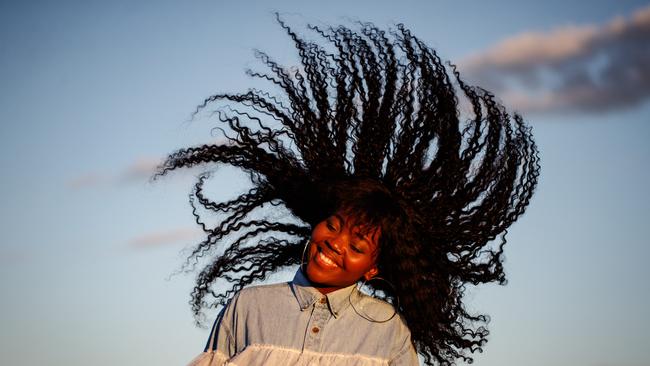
[299,268,352,294]
[313,285,340,295]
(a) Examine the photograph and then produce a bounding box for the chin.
[306,263,337,287]
[305,264,327,284]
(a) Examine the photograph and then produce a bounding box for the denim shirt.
[188,270,419,366]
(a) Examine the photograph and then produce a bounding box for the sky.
[0,0,649,365]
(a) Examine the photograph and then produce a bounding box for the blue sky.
[1,1,649,365]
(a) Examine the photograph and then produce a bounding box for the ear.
[363,267,379,281]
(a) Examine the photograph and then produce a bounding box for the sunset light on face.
[305,213,380,293]
[1,1,649,365]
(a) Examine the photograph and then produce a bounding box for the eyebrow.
[333,213,377,244]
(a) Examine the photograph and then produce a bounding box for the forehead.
[332,211,382,241]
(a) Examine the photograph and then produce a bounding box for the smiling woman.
[186,180,420,365]
[155,16,540,366]
[306,211,381,291]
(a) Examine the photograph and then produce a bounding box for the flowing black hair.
[155,17,540,366]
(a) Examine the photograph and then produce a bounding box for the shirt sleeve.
[388,329,419,366]
[186,295,238,366]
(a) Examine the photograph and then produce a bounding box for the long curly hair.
[155,16,540,366]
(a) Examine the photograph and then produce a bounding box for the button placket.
[303,298,330,352]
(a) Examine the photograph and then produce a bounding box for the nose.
[325,235,344,255]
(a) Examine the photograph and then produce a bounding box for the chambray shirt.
[188,270,419,366]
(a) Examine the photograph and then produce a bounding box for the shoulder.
[357,293,395,313]
[355,293,415,357]
[236,281,291,299]
[227,281,294,312]
[223,281,302,332]
[356,293,408,329]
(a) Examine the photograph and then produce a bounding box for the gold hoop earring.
[348,276,399,323]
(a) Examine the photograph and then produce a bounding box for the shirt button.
[319,298,327,304]
[312,327,320,333]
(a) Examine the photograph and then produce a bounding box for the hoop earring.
[300,240,311,272]
[348,276,399,323]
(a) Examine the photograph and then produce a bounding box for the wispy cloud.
[120,157,164,183]
[128,227,202,248]
[461,5,650,114]
[66,157,163,189]
[68,137,237,190]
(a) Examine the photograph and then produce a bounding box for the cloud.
[460,5,650,114]
[120,157,164,183]
[66,157,163,189]
[128,227,202,248]
[67,137,237,190]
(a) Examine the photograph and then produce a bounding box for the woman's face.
[305,211,380,293]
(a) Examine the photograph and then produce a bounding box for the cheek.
[307,241,317,258]
[310,224,327,241]
[344,254,375,273]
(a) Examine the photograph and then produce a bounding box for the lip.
[312,245,341,269]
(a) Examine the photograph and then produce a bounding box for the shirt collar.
[290,269,360,318]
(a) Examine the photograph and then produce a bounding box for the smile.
[315,250,340,269]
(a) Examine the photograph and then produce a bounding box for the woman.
[156,17,540,365]
[191,180,420,365]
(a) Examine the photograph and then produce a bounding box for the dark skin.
[305,212,380,294]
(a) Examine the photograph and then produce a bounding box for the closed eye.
[327,215,342,231]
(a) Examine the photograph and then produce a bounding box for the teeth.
[318,252,338,267]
